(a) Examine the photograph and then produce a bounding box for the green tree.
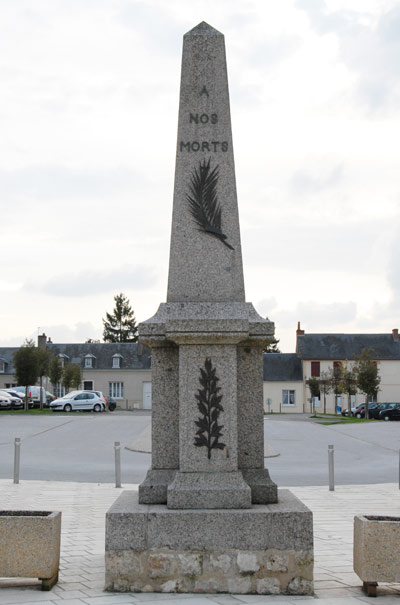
[49,356,63,396]
[70,364,82,390]
[354,348,381,420]
[341,362,357,414]
[319,370,331,415]
[13,339,39,410]
[36,348,51,409]
[307,377,320,414]
[329,362,344,415]
[103,293,138,343]
[62,363,80,393]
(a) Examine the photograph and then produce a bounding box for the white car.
[50,391,105,413]
[0,389,24,410]
[0,391,12,410]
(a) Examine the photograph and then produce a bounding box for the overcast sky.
[1,0,399,352]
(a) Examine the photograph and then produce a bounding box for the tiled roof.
[0,342,151,374]
[47,342,151,369]
[263,353,303,382]
[297,333,400,360]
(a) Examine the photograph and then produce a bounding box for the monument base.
[105,489,313,595]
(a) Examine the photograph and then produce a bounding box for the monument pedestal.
[105,489,313,595]
[105,21,313,595]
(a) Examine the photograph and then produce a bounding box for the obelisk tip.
[185,21,223,37]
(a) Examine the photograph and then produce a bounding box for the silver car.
[50,391,104,413]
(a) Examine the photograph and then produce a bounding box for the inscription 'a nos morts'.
[180,141,228,152]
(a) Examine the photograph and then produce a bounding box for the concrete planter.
[354,514,400,597]
[0,510,61,590]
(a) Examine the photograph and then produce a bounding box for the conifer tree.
[102,293,138,343]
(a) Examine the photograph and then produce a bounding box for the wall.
[302,359,400,413]
[263,381,304,414]
[78,369,152,409]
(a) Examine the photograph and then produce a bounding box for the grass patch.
[0,408,53,414]
[314,414,377,425]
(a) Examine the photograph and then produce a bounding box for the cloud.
[24,265,157,297]
[296,0,400,112]
[290,162,344,195]
[0,165,145,202]
[275,301,358,329]
[385,228,400,295]
[118,1,182,53]
[256,297,278,318]
[41,321,102,343]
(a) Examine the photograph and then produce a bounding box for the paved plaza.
[0,479,399,604]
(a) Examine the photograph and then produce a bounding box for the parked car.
[0,392,12,410]
[12,386,54,407]
[377,403,400,421]
[352,403,378,418]
[50,391,105,413]
[368,403,395,420]
[0,390,24,410]
[108,397,117,411]
[2,390,24,409]
[85,390,107,411]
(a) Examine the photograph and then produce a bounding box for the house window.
[83,380,93,390]
[0,361,5,373]
[112,357,120,369]
[58,355,65,368]
[282,390,296,405]
[311,361,320,377]
[84,357,93,368]
[109,382,124,399]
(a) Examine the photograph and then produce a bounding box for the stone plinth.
[105,489,313,595]
[354,515,400,584]
[0,510,61,590]
[138,301,277,508]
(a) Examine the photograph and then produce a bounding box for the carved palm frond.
[186,158,234,250]
[194,357,225,459]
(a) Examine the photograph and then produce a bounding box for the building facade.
[0,335,151,410]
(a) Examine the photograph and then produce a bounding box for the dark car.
[353,403,378,418]
[369,403,395,419]
[378,403,400,421]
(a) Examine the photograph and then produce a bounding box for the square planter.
[0,510,61,590]
[354,514,400,597]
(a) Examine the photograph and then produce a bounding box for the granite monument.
[105,22,313,594]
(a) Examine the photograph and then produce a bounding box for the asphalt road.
[0,412,398,486]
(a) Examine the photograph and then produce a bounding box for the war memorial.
[105,22,314,595]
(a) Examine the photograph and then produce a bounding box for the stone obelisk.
[137,21,277,509]
[105,23,313,595]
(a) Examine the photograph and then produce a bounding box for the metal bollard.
[13,438,21,484]
[114,441,121,488]
[328,444,334,491]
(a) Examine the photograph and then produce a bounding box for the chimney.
[296,321,305,353]
[38,333,47,349]
[393,328,399,342]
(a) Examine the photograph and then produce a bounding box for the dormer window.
[58,354,69,368]
[84,354,96,369]
[0,359,6,373]
[112,354,123,369]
